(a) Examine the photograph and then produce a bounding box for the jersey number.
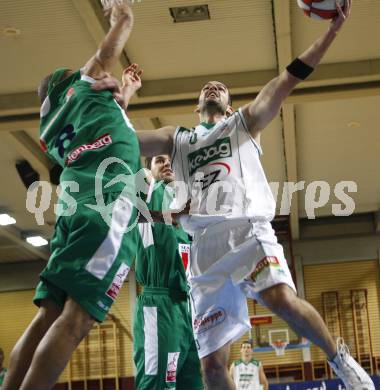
[55,124,75,158]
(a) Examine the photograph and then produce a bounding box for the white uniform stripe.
[143,306,158,375]
[85,196,133,280]
[138,223,154,249]
[40,99,70,139]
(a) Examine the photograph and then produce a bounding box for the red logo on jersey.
[40,138,47,153]
[178,244,190,270]
[106,263,130,300]
[166,352,180,383]
[66,133,112,165]
[66,88,75,98]
[250,256,280,282]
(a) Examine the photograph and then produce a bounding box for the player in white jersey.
[92,2,373,389]
[229,341,268,390]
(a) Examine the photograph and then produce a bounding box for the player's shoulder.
[176,126,192,134]
[233,359,244,366]
[250,358,261,366]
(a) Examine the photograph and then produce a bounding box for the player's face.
[240,343,253,360]
[0,350,3,366]
[198,81,230,115]
[151,155,174,183]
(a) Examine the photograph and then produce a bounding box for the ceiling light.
[0,214,16,226]
[26,236,48,247]
[178,8,189,16]
[347,121,361,128]
[2,27,21,36]
[170,4,210,23]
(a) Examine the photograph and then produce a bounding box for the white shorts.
[188,219,296,358]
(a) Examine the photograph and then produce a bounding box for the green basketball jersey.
[0,368,7,385]
[39,68,142,201]
[136,182,191,292]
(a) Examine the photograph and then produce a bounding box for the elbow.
[280,71,299,91]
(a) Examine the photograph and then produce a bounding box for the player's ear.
[195,105,200,114]
[226,105,234,117]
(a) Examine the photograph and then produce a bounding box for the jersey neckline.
[200,122,216,130]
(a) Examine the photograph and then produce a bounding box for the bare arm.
[229,363,235,380]
[137,126,176,157]
[259,365,268,390]
[241,0,352,140]
[84,3,134,79]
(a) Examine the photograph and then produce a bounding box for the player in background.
[3,3,140,390]
[134,154,203,390]
[229,341,268,390]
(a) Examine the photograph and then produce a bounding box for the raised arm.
[241,0,352,140]
[84,2,134,79]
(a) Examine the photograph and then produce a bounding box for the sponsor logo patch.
[66,87,75,99]
[178,243,190,270]
[106,263,130,300]
[250,256,281,282]
[188,137,232,175]
[195,161,231,190]
[193,307,226,334]
[166,352,180,383]
[66,133,112,165]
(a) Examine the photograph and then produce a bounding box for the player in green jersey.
[3,3,139,390]
[133,154,203,390]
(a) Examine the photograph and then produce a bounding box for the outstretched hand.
[122,63,143,93]
[330,0,352,33]
[90,64,143,109]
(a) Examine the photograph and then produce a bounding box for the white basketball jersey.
[233,359,262,390]
[171,109,276,234]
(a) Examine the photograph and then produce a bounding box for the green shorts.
[34,192,138,322]
[133,287,204,390]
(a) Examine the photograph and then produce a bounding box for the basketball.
[297,0,345,20]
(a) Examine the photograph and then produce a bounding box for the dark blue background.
[269,376,380,389]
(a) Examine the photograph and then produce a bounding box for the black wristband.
[286,58,314,80]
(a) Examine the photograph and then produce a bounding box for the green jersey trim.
[200,122,216,130]
[47,68,70,95]
[234,359,260,367]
